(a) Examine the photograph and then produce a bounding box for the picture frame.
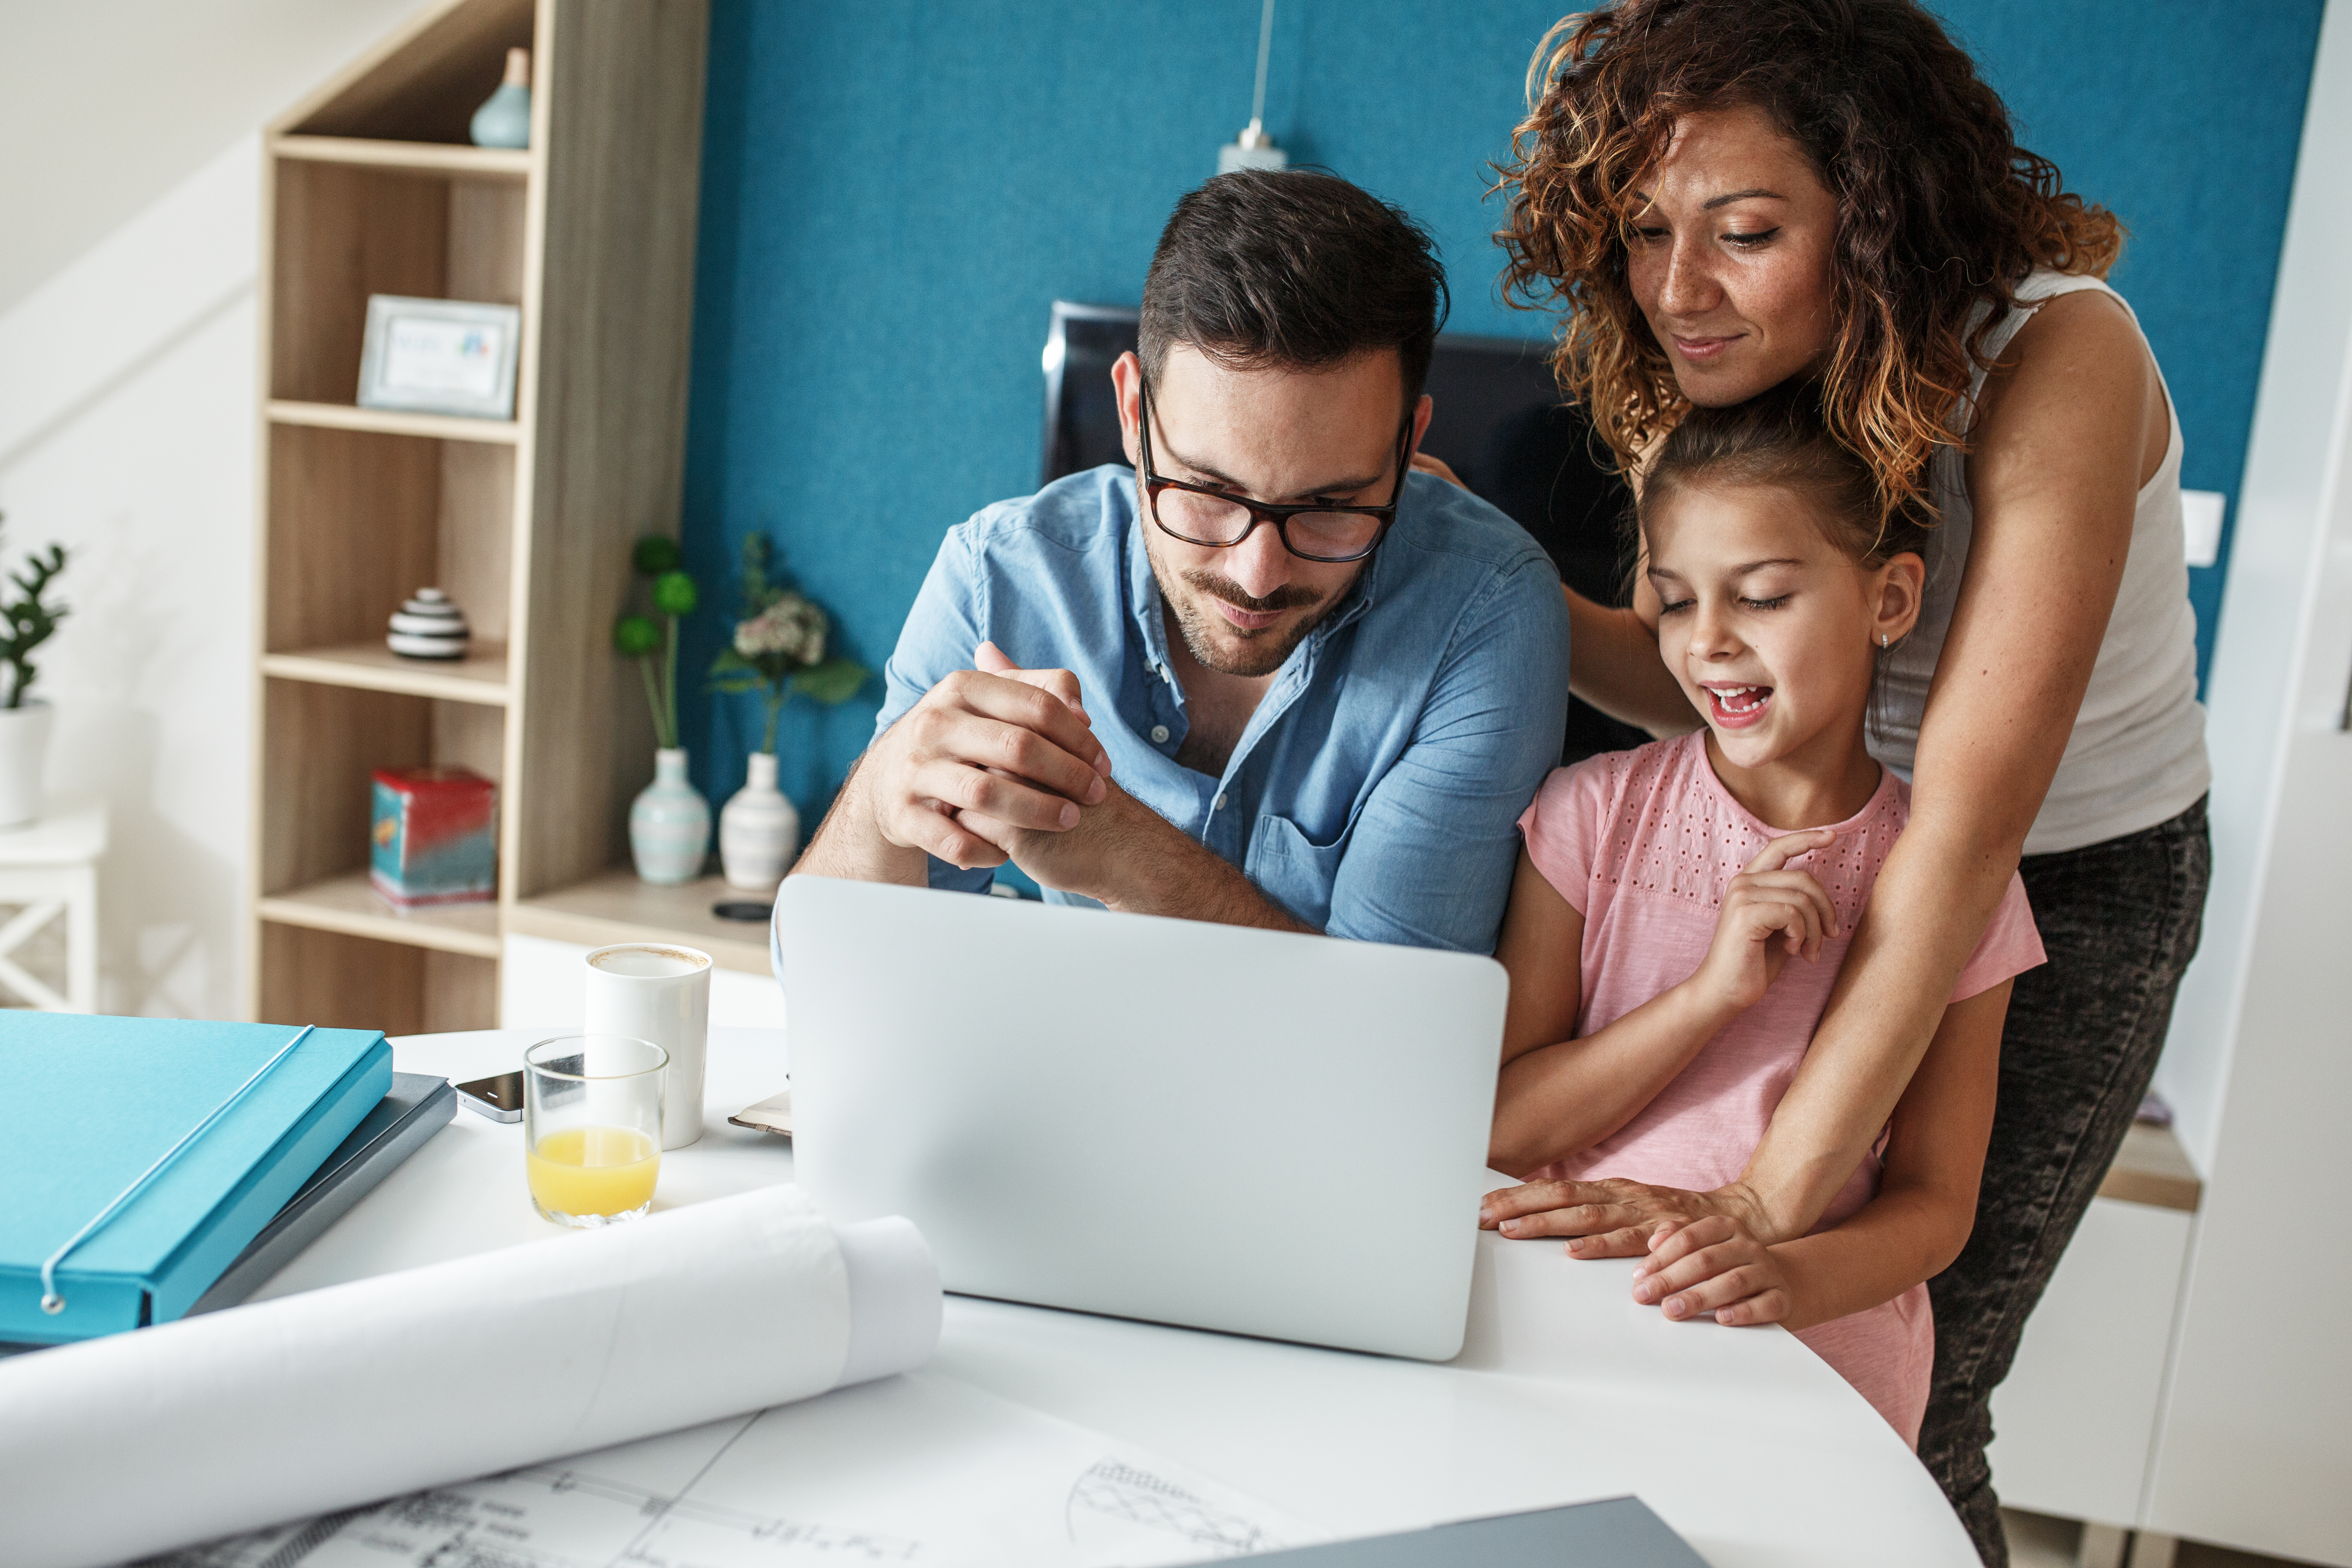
[356,294,523,420]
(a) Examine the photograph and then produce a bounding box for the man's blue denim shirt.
[872,464,1570,954]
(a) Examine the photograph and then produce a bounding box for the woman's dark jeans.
[1919,796,2210,1565]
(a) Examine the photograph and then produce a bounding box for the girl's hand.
[1684,829,1840,1015]
[1632,1215,1793,1326]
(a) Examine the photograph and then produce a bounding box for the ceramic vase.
[719,751,800,892]
[470,47,532,149]
[0,701,49,829]
[629,748,710,885]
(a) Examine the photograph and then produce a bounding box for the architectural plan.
[139,1372,1318,1568]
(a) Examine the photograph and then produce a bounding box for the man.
[793,170,1568,952]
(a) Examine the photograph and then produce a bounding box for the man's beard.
[1164,566,1337,678]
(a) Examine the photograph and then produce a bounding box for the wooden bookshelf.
[259,640,510,705]
[509,871,773,976]
[266,400,522,444]
[245,0,712,1032]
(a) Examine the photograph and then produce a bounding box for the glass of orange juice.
[523,1034,666,1227]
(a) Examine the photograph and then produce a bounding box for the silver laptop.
[777,875,1508,1361]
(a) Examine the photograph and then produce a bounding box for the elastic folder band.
[39,1024,317,1316]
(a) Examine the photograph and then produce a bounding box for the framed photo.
[357,295,522,420]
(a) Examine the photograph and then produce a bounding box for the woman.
[1473,2,2210,1559]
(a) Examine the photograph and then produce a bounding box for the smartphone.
[455,1070,526,1123]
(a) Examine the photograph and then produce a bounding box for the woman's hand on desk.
[1479,1176,1779,1255]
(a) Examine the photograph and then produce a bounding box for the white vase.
[719,751,800,892]
[628,747,710,885]
[0,701,53,829]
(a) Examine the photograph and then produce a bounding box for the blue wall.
[679,0,2323,824]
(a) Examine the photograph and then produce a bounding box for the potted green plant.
[612,536,706,884]
[0,518,68,829]
[706,536,867,890]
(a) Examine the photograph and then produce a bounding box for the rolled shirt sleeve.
[1320,556,1570,953]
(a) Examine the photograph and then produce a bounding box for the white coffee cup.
[582,943,712,1150]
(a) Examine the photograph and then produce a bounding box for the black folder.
[1224,1497,1708,1566]
[186,1073,456,1314]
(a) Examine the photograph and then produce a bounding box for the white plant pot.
[0,701,53,829]
[719,751,800,892]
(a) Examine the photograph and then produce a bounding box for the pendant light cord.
[1250,0,1276,129]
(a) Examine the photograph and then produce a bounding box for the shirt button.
[1213,793,1227,811]
[1150,725,1170,744]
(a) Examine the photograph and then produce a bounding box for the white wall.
[0,1,424,316]
[0,138,266,1018]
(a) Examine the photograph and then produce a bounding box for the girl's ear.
[1873,552,1926,646]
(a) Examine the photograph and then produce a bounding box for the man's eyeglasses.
[1136,378,1411,564]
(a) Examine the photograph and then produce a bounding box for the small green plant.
[708,535,866,753]
[612,536,698,750]
[0,516,68,710]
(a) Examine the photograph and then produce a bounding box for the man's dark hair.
[1139,169,1449,410]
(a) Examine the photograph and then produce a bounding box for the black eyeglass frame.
[1135,377,1414,564]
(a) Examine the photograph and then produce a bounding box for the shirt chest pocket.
[1245,813,1349,930]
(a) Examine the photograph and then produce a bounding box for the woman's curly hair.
[1495,0,2124,521]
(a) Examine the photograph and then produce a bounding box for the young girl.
[1479,388,2044,1445]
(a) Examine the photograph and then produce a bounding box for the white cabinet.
[1987,1194,2193,1528]
[1987,1125,2201,1535]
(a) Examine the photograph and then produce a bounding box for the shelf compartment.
[259,871,501,958]
[267,400,521,444]
[287,0,534,147]
[510,869,773,976]
[265,422,512,657]
[261,680,505,902]
[258,920,497,1035]
[261,641,510,706]
[273,135,531,179]
[270,159,527,407]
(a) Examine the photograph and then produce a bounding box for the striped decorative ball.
[388,588,470,661]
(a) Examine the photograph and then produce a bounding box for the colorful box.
[370,766,496,906]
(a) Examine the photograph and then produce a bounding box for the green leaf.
[652,570,699,617]
[789,656,869,705]
[612,614,661,656]
[633,536,682,575]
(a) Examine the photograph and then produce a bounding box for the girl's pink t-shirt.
[1517,732,2045,1445]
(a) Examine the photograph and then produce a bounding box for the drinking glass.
[522,1033,667,1227]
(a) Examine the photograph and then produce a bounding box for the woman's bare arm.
[1760,981,2005,1326]
[1631,980,2007,1329]
[1566,586,1701,736]
[1725,290,2165,1240]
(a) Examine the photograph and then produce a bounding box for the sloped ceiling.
[0,0,429,315]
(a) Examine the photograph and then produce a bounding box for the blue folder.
[0,1014,392,1343]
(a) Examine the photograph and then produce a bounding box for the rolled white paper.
[0,1186,939,1568]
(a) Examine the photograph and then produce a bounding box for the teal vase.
[630,748,710,884]
[470,48,532,149]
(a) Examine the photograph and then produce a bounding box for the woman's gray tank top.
[1866,269,2210,856]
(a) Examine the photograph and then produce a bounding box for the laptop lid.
[780,876,1507,1361]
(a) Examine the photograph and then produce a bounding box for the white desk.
[254,1027,1975,1568]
